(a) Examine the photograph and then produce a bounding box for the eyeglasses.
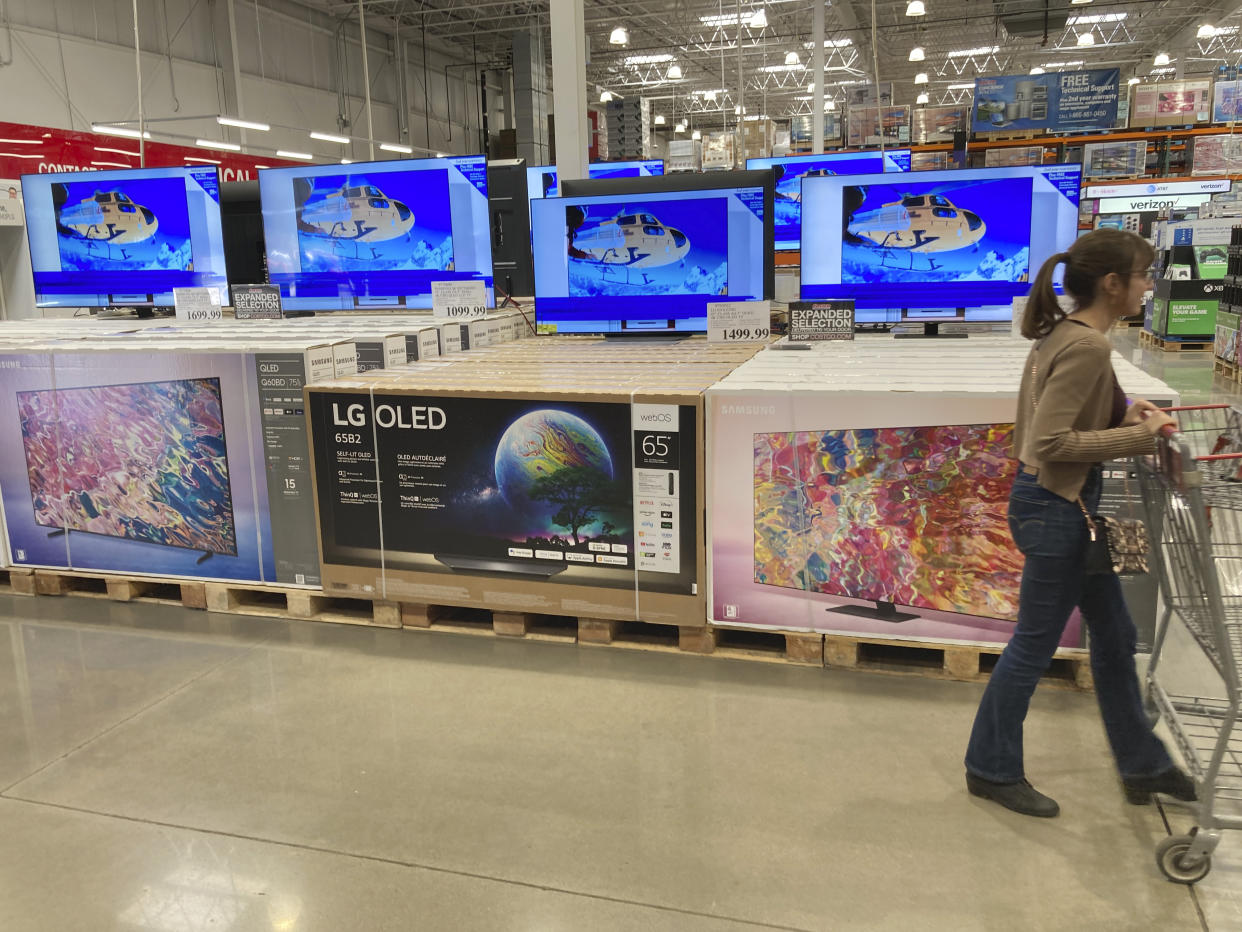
[1129,267,1155,282]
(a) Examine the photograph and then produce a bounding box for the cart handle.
[1159,404,1234,412]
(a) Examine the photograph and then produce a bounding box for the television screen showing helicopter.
[798,164,1081,316]
[259,156,494,310]
[292,169,455,274]
[746,150,910,250]
[22,165,228,308]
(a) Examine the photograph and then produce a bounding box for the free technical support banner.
[973,69,1119,133]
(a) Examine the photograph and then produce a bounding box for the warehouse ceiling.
[314,0,1242,129]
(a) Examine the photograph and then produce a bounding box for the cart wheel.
[1156,834,1212,884]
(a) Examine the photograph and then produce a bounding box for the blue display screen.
[799,164,1082,319]
[22,166,227,308]
[746,150,910,250]
[532,186,765,334]
[527,160,667,203]
[259,155,493,311]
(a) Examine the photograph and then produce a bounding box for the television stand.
[829,600,918,623]
[893,315,969,339]
[196,551,213,566]
[46,529,66,539]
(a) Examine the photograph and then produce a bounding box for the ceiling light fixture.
[1070,0,1093,5]
[600,90,614,102]
[675,121,687,132]
[195,138,242,151]
[341,158,353,164]
[91,124,151,140]
[310,131,351,144]
[905,1,925,16]
[667,63,683,79]
[1077,30,1095,47]
[785,51,800,65]
[1128,77,1141,85]
[1154,52,1171,66]
[609,25,628,45]
[277,150,314,160]
[749,9,767,29]
[909,46,925,62]
[914,72,929,84]
[948,46,999,57]
[1030,67,1046,74]
[704,89,718,101]
[1197,24,1216,39]
[624,53,673,66]
[654,114,666,125]
[380,142,414,154]
[692,129,701,140]
[825,99,836,111]
[916,91,929,104]
[216,116,270,132]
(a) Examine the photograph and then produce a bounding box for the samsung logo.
[721,405,776,416]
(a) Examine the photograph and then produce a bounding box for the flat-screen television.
[531,171,773,335]
[21,166,227,308]
[754,421,1022,621]
[745,150,911,251]
[799,163,1082,322]
[17,377,237,557]
[527,160,666,203]
[258,155,493,311]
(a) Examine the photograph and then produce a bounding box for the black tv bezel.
[21,164,225,310]
[555,168,776,307]
[16,376,240,558]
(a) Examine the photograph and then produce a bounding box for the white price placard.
[432,280,489,319]
[707,300,770,343]
[173,287,223,323]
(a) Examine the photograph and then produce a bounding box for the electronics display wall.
[259,155,493,311]
[22,166,228,308]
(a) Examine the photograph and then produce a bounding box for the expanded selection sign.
[789,300,855,341]
[231,283,283,320]
[972,69,1119,134]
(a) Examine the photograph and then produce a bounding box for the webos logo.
[331,402,446,430]
[637,412,673,423]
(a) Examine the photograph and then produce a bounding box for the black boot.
[1123,767,1197,805]
[967,772,1060,818]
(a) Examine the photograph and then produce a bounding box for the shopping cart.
[1136,403,1242,884]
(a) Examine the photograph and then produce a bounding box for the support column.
[549,0,587,180]
[358,0,375,159]
[512,27,551,166]
[812,1,825,154]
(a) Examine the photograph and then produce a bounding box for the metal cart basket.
[1136,403,1242,884]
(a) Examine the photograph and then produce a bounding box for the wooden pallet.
[204,582,401,628]
[1141,330,1214,353]
[9,568,207,608]
[1215,357,1239,380]
[0,567,34,597]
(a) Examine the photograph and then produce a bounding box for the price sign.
[232,283,283,320]
[432,280,489,319]
[789,300,855,341]
[173,287,223,323]
[707,300,771,343]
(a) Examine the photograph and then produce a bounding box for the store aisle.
[0,592,1219,932]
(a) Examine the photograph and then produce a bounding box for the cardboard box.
[1152,278,1222,339]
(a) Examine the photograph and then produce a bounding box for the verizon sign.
[1084,179,1231,199]
[1097,194,1211,213]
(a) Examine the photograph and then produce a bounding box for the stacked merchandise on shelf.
[1148,218,1229,341]
[741,118,776,159]
[1218,227,1242,368]
[666,139,702,173]
[702,132,736,170]
[305,337,761,627]
[706,335,1178,650]
[604,98,651,161]
[1131,79,1214,128]
[0,312,531,586]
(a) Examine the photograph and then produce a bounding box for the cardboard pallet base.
[1141,330,1214,353]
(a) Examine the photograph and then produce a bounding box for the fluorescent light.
[948,46,999,57]
[600,89,614,102]
[909,47,925,62]
[916,92,930,104]
[749,9,767,28]
[1044,60,1085,68]
[91,124,151,140]
[654,114,666,125]
[0,137,39,145]
[380,142,413,154]
[0,152,43,159]
[310,131,350,144]
[436,152,448,158]
[216,116,270,132]
[609,25,628,45]
[277,149,314,160]
[91,160,133,168]
[195,138,242,151]
[760,63,803,73]
[667,63,683,79]
[1128,77,1141,85]
[948,83,975,90]
[1071,0,1093,4]
[785,51,800,65]
[1077,31,1095,47]
[341,158,353,164]
[183,156,221,165]
[93,146,139,157]
[825,99,836,111]
[906,1,926,15]
[803,38,853,49]
[1154,52,1171,66]
[691,129,701,140]
[1151,66,1176,75]
[674,121,686,133]
[703,90,718,102]
[1030,67,1046,74]
[914,72,929,84]
[1068,12,1125,25]
[624,53,673,66]
[1197,24,1216,39]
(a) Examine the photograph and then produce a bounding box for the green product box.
[1153,280,1223,339]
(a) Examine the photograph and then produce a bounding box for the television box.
[406,327,441,361]
[1152,278,1222,339]
[355,335,409,372]
[304,339,762,624]
[439,322,463,354]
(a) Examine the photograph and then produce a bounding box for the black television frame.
[558,169,776,301]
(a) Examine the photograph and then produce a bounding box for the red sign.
[0,119,303,182]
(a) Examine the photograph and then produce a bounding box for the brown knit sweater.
[1014,318,1155,501]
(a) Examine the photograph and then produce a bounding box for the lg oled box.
[259,155,493,311]
[21,165,228,308]
[745,150,910,251]
[307,385,705,624]
[531,172,772,334]
[799,163,1082,322]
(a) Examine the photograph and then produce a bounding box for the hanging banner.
[972,69,1119,133]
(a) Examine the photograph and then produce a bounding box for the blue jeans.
[964,467,1172,783]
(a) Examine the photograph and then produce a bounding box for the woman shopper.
[964,228,1197,818]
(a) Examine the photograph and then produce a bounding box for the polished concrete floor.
[1,329,1240,931]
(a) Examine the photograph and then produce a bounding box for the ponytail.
[1021,252,1070,340]
[1020,228,1155,341]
